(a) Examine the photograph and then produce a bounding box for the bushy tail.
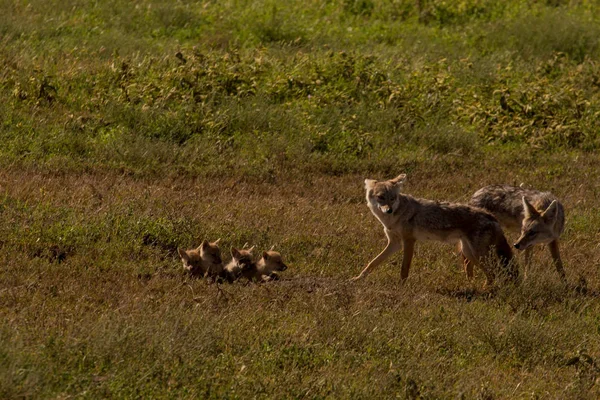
[495,232,519,282]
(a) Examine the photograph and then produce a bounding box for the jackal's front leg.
[549,240,566,283]
[523,247,533,280]
[400,238,415,281]
[351,239,402,281]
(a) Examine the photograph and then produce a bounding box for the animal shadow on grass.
[436,274,598,310]
[273,275,346,293]
[435,286,493,302]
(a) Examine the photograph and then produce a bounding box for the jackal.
[469,184,565,282]
[245,250,289,281]
[177,239,223,278]
[224,246,256,283]
[352,174,517,286]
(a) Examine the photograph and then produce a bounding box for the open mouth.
[377,203,393,214]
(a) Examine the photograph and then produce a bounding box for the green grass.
[2,0,600,398]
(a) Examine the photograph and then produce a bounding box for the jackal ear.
[542,200,558,222]
[522,197,539,219]
[177,248,189,261]
[200,240,210,250]
[364,179,376,191]
[390,174,407,186]
[231,247,241,259]
[390,174,406,185]
[262,251,269,260]
[213,238,221,245]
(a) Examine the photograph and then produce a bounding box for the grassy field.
[2,0,600,398]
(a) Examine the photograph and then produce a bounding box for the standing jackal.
[469,184,566,282]
[352,174,517,286]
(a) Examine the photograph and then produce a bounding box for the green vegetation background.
[3,0,600,176]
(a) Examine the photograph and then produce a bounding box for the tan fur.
[469,184,566,282]
[177,239,223,278]
[224,246,256,283]
[245,250,289,281]
[353,174,517,286]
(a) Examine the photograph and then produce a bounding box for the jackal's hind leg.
[459,241,474,279]
[462,241,494,287]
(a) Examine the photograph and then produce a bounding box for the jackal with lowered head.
[469,184,565,282]
[352,174,517,286]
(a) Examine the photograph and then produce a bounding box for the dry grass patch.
[2,155,600,397]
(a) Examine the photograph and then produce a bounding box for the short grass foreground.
[2,0,600,398]
[2,159,600,399]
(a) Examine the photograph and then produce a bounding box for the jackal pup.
[469,184,565,282]
[224,246,256,283]
[352,174,517,286]
[177,239,223,278]
[244,250,289,282]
